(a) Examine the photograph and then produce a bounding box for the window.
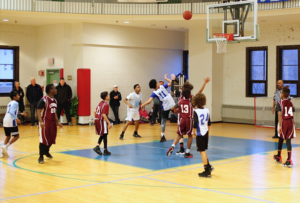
[277,45,300,97]
[0,46,19,96]
[182,50,189,79]
[246,47,268,97]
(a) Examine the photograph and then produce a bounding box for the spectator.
[139,106,150,123]
[55,78,73,126]
[272,80,284,139]
[150,80,164,126]
[109,85,122,124]
[26,77,43,127]
[13,81,26,125]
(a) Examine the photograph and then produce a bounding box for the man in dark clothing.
[55,78,73,126]
[26,78,43,127]
[109,85,122,124]
[14,81,26,125]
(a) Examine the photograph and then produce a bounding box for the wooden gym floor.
[0,122,300,203]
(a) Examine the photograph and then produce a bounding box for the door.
[46,69,60,87]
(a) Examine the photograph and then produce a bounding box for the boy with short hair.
[1,91,27,158]
[37,84,63,164]
[119,84,142,140]
[167,89,194,158]
[141,74,174,143]
[273,86,295,167]
[93,91,112,155]
[192,93,213,178]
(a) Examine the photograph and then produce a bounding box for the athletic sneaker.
[150,123,155,126]
[38,157,44,164]
[176,148,185,155]
[1,146,8,158]
[119,134,124,140]
[210,165,215,172]
[273,155,282,163]
[166,147,174,157]
[68,122,73,126]
[283,160,293,167]
[133,133,142,138]
[103,150,111,155]
[184,152,193,158]
[45,152,53,159]
[198,170,211,178]
[31,124,34,127]
[0,153,4,158]
[160,136,167,143]
[93,146,102,155]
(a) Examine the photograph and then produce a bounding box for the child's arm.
[278,111,282,134]
[124,98,133,108]
[193,128,196,140]
[198,77,211,94]
[103,114,112,129]
[141,97,154,108]
[55,113,63,128]
[164,74,172,87]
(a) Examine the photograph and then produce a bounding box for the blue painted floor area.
[60,136,300,170]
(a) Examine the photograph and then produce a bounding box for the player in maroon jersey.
[37,84,63,164]
[273,86,295,167]
[167,89,194,158]
[93,91,112,156]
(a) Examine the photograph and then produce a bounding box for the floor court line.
[0,159,243,201]
[144,177,276,203]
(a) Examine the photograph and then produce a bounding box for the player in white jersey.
[192,93,213,178]
[119,84,142,140]
[1,91,27,158]
[141,74,174,143]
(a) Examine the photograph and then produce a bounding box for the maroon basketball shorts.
[177,117,193,136]
[95,119,108,136]
[39,120,57,146]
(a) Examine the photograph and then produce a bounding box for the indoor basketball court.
[1,0,300,202]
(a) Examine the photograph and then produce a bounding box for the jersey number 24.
[200,113,209,125]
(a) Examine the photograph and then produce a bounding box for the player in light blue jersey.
[141,74,174,143]
[1,91,27,158]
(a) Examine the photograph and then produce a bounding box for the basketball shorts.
[4,127,19,137]
[196,132,209,152]
[278,119,296,139]
[95,119,108,136]
[162,110,171,119]
[125,109,140,121]
[39,120,57,146]
[177,117,193,136]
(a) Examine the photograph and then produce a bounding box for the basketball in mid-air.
[183,11,192,20]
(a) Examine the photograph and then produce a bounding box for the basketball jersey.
[194,108,210,136]
[151,84,175,111]
[95,101,109,121]
[178,99,193,118]
[278,99,294,120]
[41,96,57,122]
[127,92,142,112]
[3,101,19,127]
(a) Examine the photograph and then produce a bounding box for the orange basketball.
[183,11,192,20]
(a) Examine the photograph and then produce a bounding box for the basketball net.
[213,35,227,54]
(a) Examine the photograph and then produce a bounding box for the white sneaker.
[1,146,8,157]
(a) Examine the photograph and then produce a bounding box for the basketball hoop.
[213,33,233,54]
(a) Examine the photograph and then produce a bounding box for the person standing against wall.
[272,80,284,139]
[109,85,122,125]
[55,78,73,126]
[13,81,26,125]
[26,78,43,127]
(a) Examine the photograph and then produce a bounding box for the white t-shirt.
[3,101,19,127]
[127,92,142,112]
[150,84,175,111]
[194,108,210,136]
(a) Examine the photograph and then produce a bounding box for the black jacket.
[14,87,25,112]
[26,84,43,104]
[55,83,72,104]
[109,91,122,106]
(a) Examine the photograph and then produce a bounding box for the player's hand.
[272,108,275,114]
[174,108,178,114]
[58,123,63,128]
[108,123,113,129]
[16,119,21,124]
[193,134,196,140]
[278,127,282,134]
[129,105,133,108]
[171,74,176,80]
[114,96,118,99]
[40,122,45,129]
[21,112,27,116]
[164,74,168,80]
[204,77,211,83]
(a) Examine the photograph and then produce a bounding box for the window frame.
[0,46,19,97]
[276,45,300,97]
[246,46,268,97]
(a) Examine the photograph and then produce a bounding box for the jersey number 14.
[284,107,293,117]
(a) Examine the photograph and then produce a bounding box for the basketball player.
[166,90,194,158]
[273,86,295,167]
[37,84,63,164]
[1,91,27,158]
[193,93,213,177]
[93,91,112,155]
[142,75,174,143]
[120,84,142,140]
